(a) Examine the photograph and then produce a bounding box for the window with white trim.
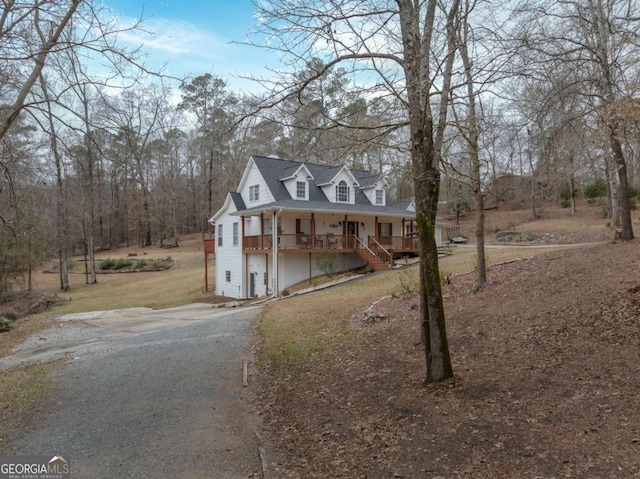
[232,222,239,246]
[336,180,349,202]
[375,189,384,205]
[249,184,260,202]
[217,224,223,246]
[296,181,306,199]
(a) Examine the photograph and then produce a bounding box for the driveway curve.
[2,303,264,479]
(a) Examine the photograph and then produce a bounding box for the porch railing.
[243,233,351,250]
[242,233,419,252]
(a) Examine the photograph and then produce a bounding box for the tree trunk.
[610,129,634,239]
[397,0,457,383]
[458,5,486,286]
[40,75,70,291]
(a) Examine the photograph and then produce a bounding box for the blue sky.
[105,0,272,94]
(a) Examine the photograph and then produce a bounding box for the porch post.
[242,216,247,297]
[311,213,315,248]
[260,213,264,249]
[375,216,379,244]
[344,214,348,246]
[265,253,269,295]
[272,209,282,298]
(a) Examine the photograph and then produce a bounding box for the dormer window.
[249,184,260,202]
[375,189,384,205]
[296,181,306,199]
[336,180,349,202]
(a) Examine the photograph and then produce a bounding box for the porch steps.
[356,248,392,272]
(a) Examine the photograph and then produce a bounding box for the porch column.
[311,213,315,248]
[260,213,264,249]
[272,209,282,298]
[265,253,269,295]
[344,214,348,246]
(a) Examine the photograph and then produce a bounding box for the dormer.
[361,178,389,206]
[237,157,275,207]
[317,166,360,204]
[279,164,313,201]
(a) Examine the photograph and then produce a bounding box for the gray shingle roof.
[245,155,413,217]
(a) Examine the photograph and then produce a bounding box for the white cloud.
[117,17,229,62]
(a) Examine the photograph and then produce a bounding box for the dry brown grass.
[0,361,60,446]
[0,235,215,448]
[28,235,213,316]
[258,201,624,370]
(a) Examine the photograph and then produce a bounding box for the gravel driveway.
[2,303,264,478]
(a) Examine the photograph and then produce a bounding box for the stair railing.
[361,236,392,267]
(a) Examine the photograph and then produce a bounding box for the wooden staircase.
[355,236,393,272]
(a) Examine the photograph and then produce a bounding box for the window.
[379,222,392,237]
[225,270,231,282]
[375,189,384,205]
[249,184,260,202]
[217,224,223,246]
[296,181,306,199]
[233,222,239,246]
[336,180,349,202]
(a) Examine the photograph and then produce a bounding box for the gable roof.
[232,155,417,218]
[210,191,246,223]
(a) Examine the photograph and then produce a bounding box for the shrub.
[584,178,606,200]
[113,259,132,270]
[100,258,116,270]
[136,259,148,269]
[316,253,341,277]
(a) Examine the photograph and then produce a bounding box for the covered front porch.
[243,233,419,271]
[243,233,419,253]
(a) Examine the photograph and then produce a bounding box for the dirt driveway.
[1,304,265,479]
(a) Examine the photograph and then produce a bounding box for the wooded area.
[1,1,639,380]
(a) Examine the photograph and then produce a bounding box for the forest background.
[1,0,639,300]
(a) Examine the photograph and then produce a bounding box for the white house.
[210,155,444,299]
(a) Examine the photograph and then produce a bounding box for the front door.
[347,221,359,248]
[249,273,256,298]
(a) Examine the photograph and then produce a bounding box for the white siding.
[320,170,358,204]
[363,181,386,206]
[284,175,309,201]
[247,253,269,297]
[215,199,244,299]
[240,162,275,207]
[278,252,366,292]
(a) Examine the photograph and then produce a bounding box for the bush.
[113,259,132,270]
[316,253,341,277]
[136,259,148,269]
[100,258,116,270]
[584,178,606,200]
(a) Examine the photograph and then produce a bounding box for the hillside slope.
[256,239,640,478]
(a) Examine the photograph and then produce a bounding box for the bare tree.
[0,0,81,140]
[513,0,639,239]
[39,74,70,290]
[249,0,461,382]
